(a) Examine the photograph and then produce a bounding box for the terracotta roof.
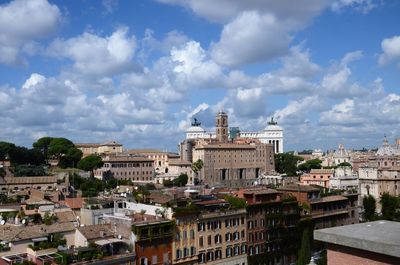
[0,222,75,242]
[168,159,191,166]
[243,188,279,195]
[311,195,348,204]
[309,169,334,174]
[75,143,100,148]
[103,156,153,162]
[148,192,174,204]
[277,185,320,192]
[63,197,85,209]
[77,224,114,241]
[55,211,76,223]
[3,176,57,184]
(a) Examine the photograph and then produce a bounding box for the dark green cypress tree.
[297,227,311,265]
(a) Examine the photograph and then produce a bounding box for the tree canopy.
[380,193,400,221]
[274,152,304,176]
[363,195,377,221]
[77,155,103,177]
[298,159,322,172]
[164,173,188,187]
[0,141,45,165]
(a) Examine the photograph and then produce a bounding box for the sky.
[0,0,400,152]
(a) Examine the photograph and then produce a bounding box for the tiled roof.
[55,211,76,223]
[77,224,114,241]
[3,176,57,184]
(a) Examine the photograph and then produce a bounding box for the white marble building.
[185,117,284,153]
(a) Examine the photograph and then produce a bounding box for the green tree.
[337,162,351,167]
[192,159,203,184]
[77,155,103,178]
[14,165,46,177]
[363,195,377,221]
[380,193,400,221]
[33,137,53,163]
[48,138,75,158]
[298,159,322,172]
[59,147,82,168]
[297,227,311,265]
[224,195,246,209]
[275,152,304,176]
[173,173,188,187]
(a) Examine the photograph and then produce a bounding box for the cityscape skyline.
[1,0,400,152]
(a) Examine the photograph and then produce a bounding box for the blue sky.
[0,0,400,152]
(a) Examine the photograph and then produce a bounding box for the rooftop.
[314,220,400,258]
[277,184,320,192]
[77,224,114,241]
[310,195,348,204]
[3,176,57,184]
[309,169,334,174]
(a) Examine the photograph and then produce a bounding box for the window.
[208,235,212,246]
[226,247,231,257]
[176,249,181,259]
[215,234,221,244]
[206,251,214,261]
[199,253,205,263]
[199,236,203,247]
[140,257,148,265]
[152,255,157,265]
[183,231,187,240]
[175,232,180,241]
[183,248,189,257]
[191,246,196,256]
[215,250,222,260]
[190,229,195,239]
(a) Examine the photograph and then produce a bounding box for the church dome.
[377,137,400,156]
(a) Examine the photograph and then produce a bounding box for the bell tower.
[216,111,228,143]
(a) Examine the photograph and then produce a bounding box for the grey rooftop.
[314,220,400,258]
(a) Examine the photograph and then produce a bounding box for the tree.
[77,155,103,178]
[275,152,304,176]
[298,159,322,172]
[380,193,400,221]
[14,165,46,177]
[363,195,377,221]
[173,173,188,187]
[297,227,311,265]
[337,162,351,167]
[48,138,75,158]
[59,147,82,168]
[192,159,203,184]
[33,137,53,163]
[224,195,246,209]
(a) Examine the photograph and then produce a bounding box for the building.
[192,139,275,188]
[0,176,58,194]
[131,218,174,265]
[300,169,334,188]
[314,220,400,265]
[80,198,115,225]
[75,141,124,157]
[94,154,154,183]
[277,185,359,229]
[173,212,198,265]
[195,199,248,265]
[185,116,284,154]
[238,188,300,265]
[126,149,180,175]
[330,166,358,191]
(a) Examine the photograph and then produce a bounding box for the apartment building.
[195,199,247,265]
[300,169,334,188]
[173,213,198,265]
[94,155,154,183]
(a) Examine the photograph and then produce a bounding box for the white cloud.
[48,27,137,76]
[0,0,61,65]
[378,35,400,66]
[22,73,46,89]
[157,0,327,24]
[331,0,377,14]
[211,11,291,66]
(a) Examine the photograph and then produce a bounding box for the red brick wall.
[327,244,400,265]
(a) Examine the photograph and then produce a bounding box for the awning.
[32,237,48,242]
[94,238,124,246]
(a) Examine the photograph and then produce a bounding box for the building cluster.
[0,179,359,265]
[1,110,399,264]
[291,138,400,212]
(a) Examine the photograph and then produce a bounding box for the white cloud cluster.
[331,0,377,14]
[48,27,137,76]
[379,35,400,66]
[0,0,61,65]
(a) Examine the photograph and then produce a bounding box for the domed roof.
[333,144,349,158]
[377,137,400,156]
